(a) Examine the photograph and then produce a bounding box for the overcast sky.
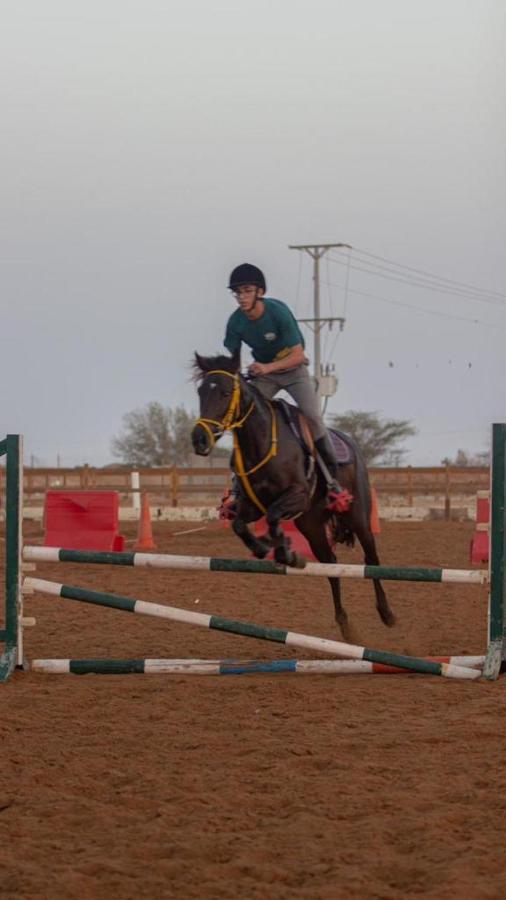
[1,0,504,466]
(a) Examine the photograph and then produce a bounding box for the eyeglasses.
[231,286,257,297]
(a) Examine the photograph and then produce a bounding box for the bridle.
[195,370,255,446]
[195,369,278,513]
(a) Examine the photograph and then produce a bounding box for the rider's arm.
[250,344,306,375]
[224,316,241,355]
[259,343,306,374]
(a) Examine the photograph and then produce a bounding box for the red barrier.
[470,491,489,565]
[44,491,125,551]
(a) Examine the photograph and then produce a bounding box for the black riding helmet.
[228,263,266,292]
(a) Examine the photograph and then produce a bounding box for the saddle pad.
[329,429,353,465]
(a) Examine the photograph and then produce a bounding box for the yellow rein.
[195,369,278,514]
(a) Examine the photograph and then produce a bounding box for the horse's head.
[191,350,242,455]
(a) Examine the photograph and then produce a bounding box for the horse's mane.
[192,351,240,382]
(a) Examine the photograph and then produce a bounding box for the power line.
[329,252,505,304]
[327,252,506,308]
[319,279,506,331]
[336,245,506,302]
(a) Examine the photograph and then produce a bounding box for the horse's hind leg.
[296,512,351,641]
[354,519,396,627]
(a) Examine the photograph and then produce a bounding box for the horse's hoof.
[252,543,271,560]
[379,607,396,628]
[336,618,351,642]
[273,546,288,565]
[273,546,300,567]
[290,552,307,569]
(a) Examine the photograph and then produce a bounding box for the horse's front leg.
[232,514,272,559]
[266,486,309,568]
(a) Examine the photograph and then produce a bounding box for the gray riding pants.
[251,364,327,441]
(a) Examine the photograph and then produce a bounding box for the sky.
[0,0,504,467]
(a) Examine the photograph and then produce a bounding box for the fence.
[0,463,489,512]
[0,465,232,510]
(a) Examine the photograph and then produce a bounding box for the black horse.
[191,350,395,640]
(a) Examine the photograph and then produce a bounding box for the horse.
[191,350,396,640]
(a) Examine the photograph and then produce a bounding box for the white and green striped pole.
[24,577,481,680]
[23,547,488,585]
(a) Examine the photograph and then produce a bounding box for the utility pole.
[289,242,351,396]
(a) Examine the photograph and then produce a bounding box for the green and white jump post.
[0,436,23,682]
[484,424,506,678]
[1,425,506,681]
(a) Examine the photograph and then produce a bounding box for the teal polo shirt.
[224,297,305,364]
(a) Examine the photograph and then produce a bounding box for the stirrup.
[326,486,353,513]
[217,489,238,521]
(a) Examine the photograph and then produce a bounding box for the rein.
[196,369,278,513]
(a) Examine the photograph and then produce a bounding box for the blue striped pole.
[29,656,486,676]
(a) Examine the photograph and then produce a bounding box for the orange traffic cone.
[370,486,381,535]
[134,492,157,550]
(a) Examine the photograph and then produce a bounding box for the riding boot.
[314,436,353,513]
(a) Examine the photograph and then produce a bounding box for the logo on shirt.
[264,332,277,341]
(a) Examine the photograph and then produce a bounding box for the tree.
[111,402,197,466]
[441,449,489,467]
[327,410,416,466]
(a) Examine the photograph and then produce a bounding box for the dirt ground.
[1,519,506,900]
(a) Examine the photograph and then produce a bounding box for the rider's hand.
[248,361,270,377]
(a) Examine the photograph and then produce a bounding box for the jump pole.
[23,547,488,585]
[24,577,481,680]
[29,656,486,676]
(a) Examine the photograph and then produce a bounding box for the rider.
[221,262,352,515]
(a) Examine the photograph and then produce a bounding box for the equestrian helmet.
[228,263,266,292]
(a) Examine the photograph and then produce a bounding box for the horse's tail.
[328,512,355,547]
[348,438,373,526]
